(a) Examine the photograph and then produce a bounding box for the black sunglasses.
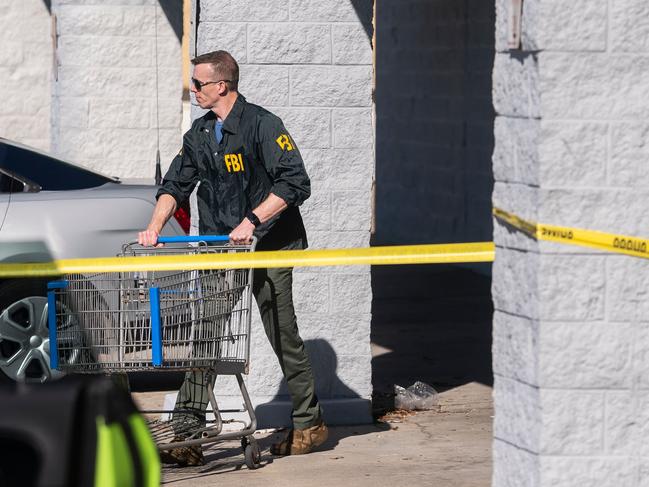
[191,78,231,92]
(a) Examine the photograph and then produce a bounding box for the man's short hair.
[192,50,239,91]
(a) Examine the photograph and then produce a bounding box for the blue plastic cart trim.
[149,287,162,367]
[157,235,229,244]
[47,280,68,290]
[47,289,59,370]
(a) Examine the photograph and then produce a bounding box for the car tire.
[0,278,63,383]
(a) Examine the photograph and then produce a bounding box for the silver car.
[0,138,187,383]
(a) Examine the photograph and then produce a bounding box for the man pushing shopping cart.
[137,50,328,466]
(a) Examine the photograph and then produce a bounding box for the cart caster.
[242,436,261,470]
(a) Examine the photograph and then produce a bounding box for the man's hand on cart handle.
[138,228,164,247]
[229,218,255,245]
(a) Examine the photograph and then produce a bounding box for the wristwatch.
[246,210,261,227]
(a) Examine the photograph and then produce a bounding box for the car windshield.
[0,139,117,190]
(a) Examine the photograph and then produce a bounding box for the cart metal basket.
[47,235,262,469]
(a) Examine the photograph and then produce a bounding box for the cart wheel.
[243,437,261,470]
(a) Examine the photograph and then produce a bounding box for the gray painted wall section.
[492,0,649,484]
[374,0,495,247]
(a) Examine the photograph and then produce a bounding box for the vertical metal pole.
[47,280,68,370]
[47,290,59,370]
[150,287,163,367]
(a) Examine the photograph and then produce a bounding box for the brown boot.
[271,422,329,456]
[159,437,205,467]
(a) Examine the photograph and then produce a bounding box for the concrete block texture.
[539,390,604,455]
[57,35,156,67]
[493,117,540,186]
[605,391,649,456]
[299,187,331,232]
[331,190,372,231]
[611,0,649,52]
[53,0,182,176]
[271,107,331,149]
[493,0,649,483]
[239,65,289,106]
[492,311,538,385]
[301,148,374,190]
[533,0,607,52]
[0,0,51,150]
[538,322,633,389]
[539,121,608,187]
[248,23,331,64]
[635,322,649,390]
[495,0,606,52]
[290,65,372,107]
[289,0,365,22]
[492,246,539,319]
[330,274,372,314]
[540,457,635,487]
[610,122,649,188]
[538,255,605,321]
[540,188,649,237]
[606,257,649,322]
[493,439,540,487]
[493,52,540,118]
[333,108,373,149]
[57,5,157,37]
[332,23,373,65]
[58,97,89,129]
[197,22,247,61]
[493,376,541,453]
[200,0,288,22]
[540,52,649,120]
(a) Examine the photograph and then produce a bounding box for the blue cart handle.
[157,235,230,244]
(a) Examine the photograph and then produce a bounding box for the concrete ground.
[135,264,495,486]
[146,382,492,487]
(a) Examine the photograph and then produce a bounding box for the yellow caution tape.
[493,207,649,259]
[0,242,496,278]
[6,208,642,278]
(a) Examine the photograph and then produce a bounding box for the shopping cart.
[46,235,262,469]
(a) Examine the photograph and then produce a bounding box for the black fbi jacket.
[157,94,311,251]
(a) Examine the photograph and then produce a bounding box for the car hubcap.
[0,296,79,383]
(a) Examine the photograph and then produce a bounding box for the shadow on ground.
[371,264,493,413]
[161,422,391,484]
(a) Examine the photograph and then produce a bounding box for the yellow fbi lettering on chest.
[224,153,244,173]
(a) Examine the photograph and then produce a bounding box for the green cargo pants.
[173,267,323,431]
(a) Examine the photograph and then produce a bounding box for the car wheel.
[0,279,79,383]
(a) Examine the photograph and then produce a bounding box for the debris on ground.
[394,381,439,411]
[378,408,417,424]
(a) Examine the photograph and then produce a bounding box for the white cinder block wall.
[51,0,183,179]
[197,0,374,426]
[492,0,649,485]
[0,1,52,151]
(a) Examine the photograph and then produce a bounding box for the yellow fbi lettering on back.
[276,134,294,151]
[224,153,244,173]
